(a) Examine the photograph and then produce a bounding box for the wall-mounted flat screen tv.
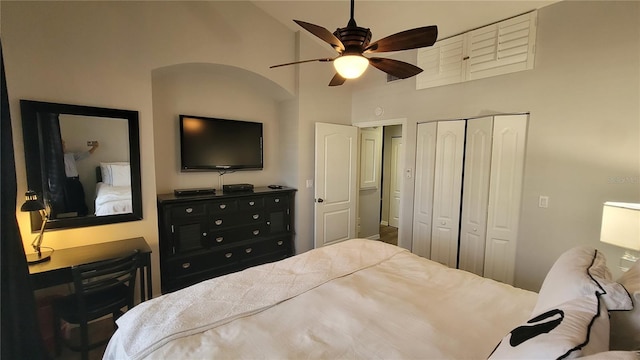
[179,115,263,171]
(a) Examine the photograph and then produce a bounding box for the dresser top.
[157,186,296,203]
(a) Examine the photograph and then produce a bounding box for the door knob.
[317,198,324,203]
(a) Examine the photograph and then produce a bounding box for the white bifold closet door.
[411,122,437,258]
[430,120,465,268]
[412,114,527,285]
[482,115,527,284]
[458,116,493,275]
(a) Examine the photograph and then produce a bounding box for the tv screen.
[179,115,263,171]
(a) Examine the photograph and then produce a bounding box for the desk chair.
[52,250,139,360]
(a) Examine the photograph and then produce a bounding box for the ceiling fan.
[270,0,438,86]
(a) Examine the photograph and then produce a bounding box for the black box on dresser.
[157,186,296,294]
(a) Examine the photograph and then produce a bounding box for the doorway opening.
[357,121,404,248]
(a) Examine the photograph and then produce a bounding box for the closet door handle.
[317,198,324,203]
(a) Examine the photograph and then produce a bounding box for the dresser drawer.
[208,200,238,214]
[208,213,241,228]
[240,237,292,267]
[264,195,289,208]
[167,248,240,277]
[205,225,266,248]
[238,197,264,210]
[241,237,291,260]
[171,203,206,218]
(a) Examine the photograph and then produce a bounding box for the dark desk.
[28,237,153,301]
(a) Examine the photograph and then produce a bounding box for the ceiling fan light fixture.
[333,55,369,79]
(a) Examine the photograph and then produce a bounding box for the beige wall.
[351,0,640,291]
[151,63,292,194]
[1,1,350,295]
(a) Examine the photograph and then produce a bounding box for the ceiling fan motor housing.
[334,25,372,54]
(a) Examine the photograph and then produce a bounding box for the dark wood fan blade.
[294,20,345,52]
[329,73,346,86]
[368,57,423,79]
[364,26,438,53]
[270,58,334,69]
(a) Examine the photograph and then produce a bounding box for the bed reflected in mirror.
[21,100,142,231]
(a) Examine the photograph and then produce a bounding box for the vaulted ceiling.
[255,0,559,45]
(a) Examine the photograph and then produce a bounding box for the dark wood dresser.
[157,187,296,293]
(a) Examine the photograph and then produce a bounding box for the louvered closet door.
[458,117,493,276]
[412,122,437,258]
[416,35,467,89]
[430,120,465,268]
[484,115,527,284]
[466,12,537,81]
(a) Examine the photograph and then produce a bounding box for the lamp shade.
[600,202,640,251]
[20,190,45,212]
[333,55,369,79]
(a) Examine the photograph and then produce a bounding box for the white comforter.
[105,239,537,359]
[94,182,132,216]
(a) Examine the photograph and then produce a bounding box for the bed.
[104,239,639,360]
[94,162,132,216]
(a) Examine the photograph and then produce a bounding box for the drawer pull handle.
[266,221,271,225]
[252,214,260,220]
[219,204,226,209]
[215,219,223,226]
[275,198,280,203]
[253,230,260,235]
[277,241,283,246]
[245,248,253,254]
[216,237,223,243]
[225,253,233,258]
[186,208,193,213]
[182,262,191,269]
[203,232,207,237]
[249,201,255,206]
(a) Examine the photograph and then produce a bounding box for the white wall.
[351,0,640,291]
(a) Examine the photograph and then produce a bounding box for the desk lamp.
[600,201,640,271]
[20,190,52,264]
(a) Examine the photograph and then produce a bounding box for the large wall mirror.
[21,100,142,231]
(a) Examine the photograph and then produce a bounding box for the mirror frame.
[20,99,143,231]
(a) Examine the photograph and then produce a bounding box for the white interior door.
[412,122,437,258]
[484,114,527,284]
[459,116,493,276]
[389,136,402,227]
[314,122,358,248]
[431,120,465,268]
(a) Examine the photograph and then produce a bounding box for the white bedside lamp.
[600,202,640,270]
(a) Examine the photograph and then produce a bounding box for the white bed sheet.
[105,239,537,359]
[94,182,132,216]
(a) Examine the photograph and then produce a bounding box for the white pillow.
[100,162,129,186]
[533,247,632,314]
[489,292,609,359]
[110,163,131,187]
[610,259,640,351]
